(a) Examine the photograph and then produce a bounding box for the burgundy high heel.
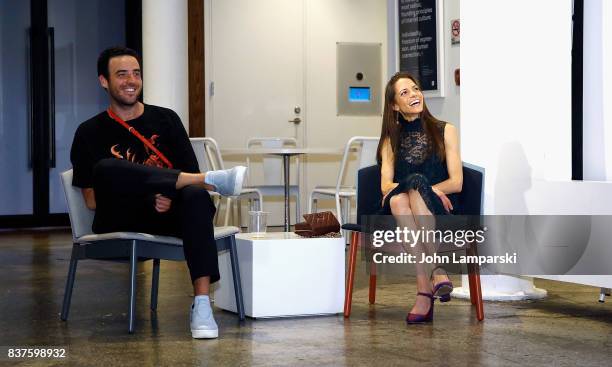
[431,266,453,303]
[406,292,434,324]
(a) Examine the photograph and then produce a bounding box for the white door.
[207,0,304,146]
[207,0,304,225]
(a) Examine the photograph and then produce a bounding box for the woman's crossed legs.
[389,189,450,316]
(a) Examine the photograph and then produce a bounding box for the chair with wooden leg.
[342,163,485,321]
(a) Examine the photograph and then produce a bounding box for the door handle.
[288,117,301,124]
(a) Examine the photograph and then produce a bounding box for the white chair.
[246,137,300,224]
[308,136,379,225]
[190,137,263,226]
[59,169,245,333]
[190,138,222,221]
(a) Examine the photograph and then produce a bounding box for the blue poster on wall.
[398,0,438,91]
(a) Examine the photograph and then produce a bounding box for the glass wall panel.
[0,1,33,215]
[48,0,125,213]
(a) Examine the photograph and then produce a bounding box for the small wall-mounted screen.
[349,87,371,102]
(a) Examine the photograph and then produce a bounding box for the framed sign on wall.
[396,0,445,97]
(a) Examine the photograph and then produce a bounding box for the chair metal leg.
[308,193,313,213]
[599,288,610,303]
[128,240,138,333]
[295,190,301,222]
[224,198,232,226]
[60,244,79,321]
[344,231,359,317]
[151,259,160,312]
[343,198,350,224]
[228,236,245,321]
[309,194,317,214]
[235,198,241,227]
[341,198,351,241]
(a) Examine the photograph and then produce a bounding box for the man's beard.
[108,85,141,107]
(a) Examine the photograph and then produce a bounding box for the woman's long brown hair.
[376,72,446,166]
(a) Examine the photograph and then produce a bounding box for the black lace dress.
[381,115,459,215]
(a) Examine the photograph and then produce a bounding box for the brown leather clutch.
[294,211,340,237]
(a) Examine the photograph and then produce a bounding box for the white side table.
[214,232,345,318]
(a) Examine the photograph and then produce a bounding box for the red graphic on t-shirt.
[110,134,169,168]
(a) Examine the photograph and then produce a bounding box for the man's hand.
[432,186,453,213]
[155,194,172,213]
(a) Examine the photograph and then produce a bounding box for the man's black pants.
[91,158,219,283]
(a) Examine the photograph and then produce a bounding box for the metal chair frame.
[59,169,246,333]
[309,136,379,226]
[191,137,264,227]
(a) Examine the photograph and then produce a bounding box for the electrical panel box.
[337,42,382,116]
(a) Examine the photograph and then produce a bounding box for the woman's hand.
[155,194,172,213]
[432,186,453,213]
[382,183,399,206]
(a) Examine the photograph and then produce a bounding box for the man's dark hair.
[97,46,141,79]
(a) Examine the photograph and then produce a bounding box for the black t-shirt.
[70,104,199,188]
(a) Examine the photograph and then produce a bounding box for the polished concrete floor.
[0,229,611,367]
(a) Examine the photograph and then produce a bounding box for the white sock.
[194,295,210,304]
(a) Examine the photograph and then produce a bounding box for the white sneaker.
[204,166,247,197]
[190,295,218,339]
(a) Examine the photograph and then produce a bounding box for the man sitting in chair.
[70,46,246,339]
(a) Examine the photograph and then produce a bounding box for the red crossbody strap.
[106,108,173,168]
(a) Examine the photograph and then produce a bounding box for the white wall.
[461,0,573,215]
[462,0,612,290]
[303,0,387,213]
[544,7,612,290]
[142,0,189,130]
[583,0,612,181]
[387,0,461,128]
[305,0,387,149]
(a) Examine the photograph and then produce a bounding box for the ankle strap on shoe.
[416,292,434,299]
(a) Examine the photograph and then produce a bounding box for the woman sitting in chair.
[377,72,463,324]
